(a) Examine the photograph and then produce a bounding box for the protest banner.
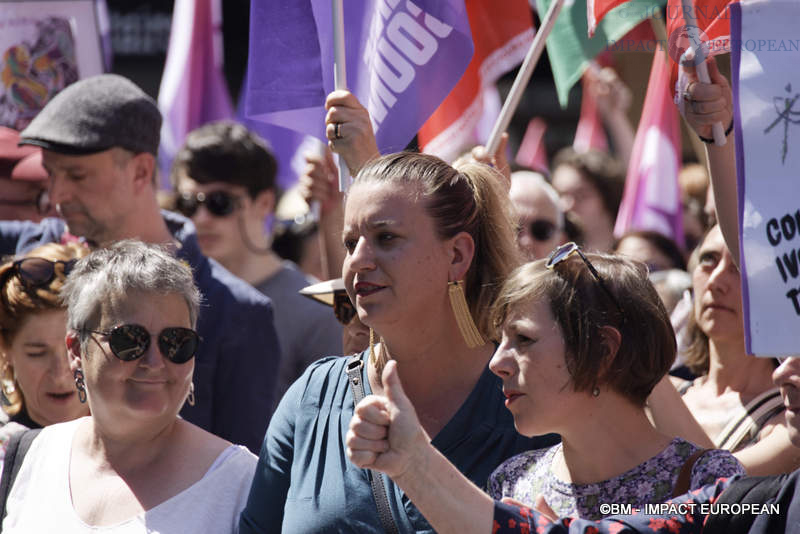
[614,50,683,245]
[245,0,473,157]
[0,1,103,130]
[730,0,800,356]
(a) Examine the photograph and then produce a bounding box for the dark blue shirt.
[239,351,559,533]
[0,211,281,453]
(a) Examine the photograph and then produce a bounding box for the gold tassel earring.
[369,328,389,375]
[448,280,485,348]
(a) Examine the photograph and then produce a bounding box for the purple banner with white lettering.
[245,0,473,155]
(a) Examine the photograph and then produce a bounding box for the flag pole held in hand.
[680,0,726,146]
[332,0,350,191]
[485,0,565,156]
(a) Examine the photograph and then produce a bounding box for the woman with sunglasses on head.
[0,243,89,452]
[2,240,256,533]
[239,147,559,533]
[348,245,743,522]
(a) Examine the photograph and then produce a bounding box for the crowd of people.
[0,37,797,534]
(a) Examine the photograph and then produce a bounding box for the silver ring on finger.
[334,122,343,139]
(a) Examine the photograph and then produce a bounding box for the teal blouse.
[239,351,558,533]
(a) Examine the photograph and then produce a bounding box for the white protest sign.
[731,0,800,355]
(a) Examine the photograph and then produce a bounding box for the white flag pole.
[332,0,350,191]
[680,0,726,146]
[485,0,565,155]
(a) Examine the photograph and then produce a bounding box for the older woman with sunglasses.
[348,244,743,522]
[2,240,256,533]
[239,149,558,533]
[0,243,88,452]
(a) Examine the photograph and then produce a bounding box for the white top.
[3,418,257,533]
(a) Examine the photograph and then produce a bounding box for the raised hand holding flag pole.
[485,0,565,156]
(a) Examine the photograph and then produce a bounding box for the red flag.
[515,117,549,174]
[614,51,683,246]
[573,77,609,154]
[419,0,534,162]
[666,0,737,97]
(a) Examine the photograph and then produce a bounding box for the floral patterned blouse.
[488,438,744,520]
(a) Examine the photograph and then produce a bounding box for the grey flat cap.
[19,74,161,156]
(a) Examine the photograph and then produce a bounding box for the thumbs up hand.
[346,360,430,481]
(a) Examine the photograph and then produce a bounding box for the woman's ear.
[597,325,622,362]
[448,231,476,282]
[252,189,276,219]
[65,331,82,371]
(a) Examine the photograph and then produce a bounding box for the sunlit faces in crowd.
[174,175,273,269]
[71,291,195,427]
[42,148,151,246]
[1,308,85,425]
[691,225,743,343]
[509,171,566,260]
[551,149,624,253]
[490,298,581,437]
[342,181,455,333]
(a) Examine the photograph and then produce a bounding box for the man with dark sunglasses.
[509,170,567,261]
[0,74,281,454]
[170,121,342,401]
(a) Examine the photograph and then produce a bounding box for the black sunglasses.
[546,242,626,321]
[524,219,558,242]
[3,258,77,289]
[175,190,240,218]
[333,291,357,325]
[85,324,200,364]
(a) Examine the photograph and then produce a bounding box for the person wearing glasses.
[239,151,559,533]
[347,243,742,522]
[551,148,625,254]
[0,74,281,454]
[2,240,257,532]
[509,170,567,261]
[0,243,88,451]
[299,278,371,356]
[170,121,342,401]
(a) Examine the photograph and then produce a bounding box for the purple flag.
[245,0,473,155]
[158,0,234,180]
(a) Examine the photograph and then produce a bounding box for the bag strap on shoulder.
[345,356,399,534]
[0,428,41,530]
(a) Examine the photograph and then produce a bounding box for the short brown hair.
[170,121,277,198]
[355,152,520,338]
[490,253,676,405]
[553,148,625,218]
[0,242,87,415]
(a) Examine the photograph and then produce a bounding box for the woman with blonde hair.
[239,151,558,533]
[0,242,89,450]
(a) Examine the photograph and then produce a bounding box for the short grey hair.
[510,170,566,230]
[61,240,201,348]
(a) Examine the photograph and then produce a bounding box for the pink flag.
[614,51,684,247]
[572,77,609,154]
[158,0,233,176]
[515,117,549,174]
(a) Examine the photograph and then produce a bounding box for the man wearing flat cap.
[0,74,282,454]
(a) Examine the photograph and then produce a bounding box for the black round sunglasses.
[85,324,200,364]
[175,190,241,218]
